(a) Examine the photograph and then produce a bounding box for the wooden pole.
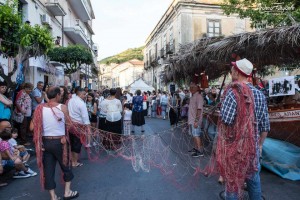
[217,73,227,103]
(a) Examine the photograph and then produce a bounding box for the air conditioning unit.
[92,44,98,51]
[41,14,52,27]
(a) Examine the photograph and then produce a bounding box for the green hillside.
[99,46,144,65]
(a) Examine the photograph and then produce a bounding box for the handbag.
[142,101,147,110]
[12,109,24,123]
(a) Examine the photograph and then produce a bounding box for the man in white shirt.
[68,88,90,167]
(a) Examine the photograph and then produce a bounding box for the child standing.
[8,128,30,166]
[123,104,132,136]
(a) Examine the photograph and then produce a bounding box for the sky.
[90,0,172,60]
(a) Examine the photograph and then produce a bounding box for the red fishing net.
[214,82,258,197]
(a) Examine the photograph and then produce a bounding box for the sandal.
[72,163,83,167]
[63,190,79,200]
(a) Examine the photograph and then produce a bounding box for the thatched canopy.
[164,25,300,84]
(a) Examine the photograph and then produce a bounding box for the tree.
[0,0,22,57]
[47,45,93,75]
[0,0,53,92]
[99,46,144,65]
[222,0,300,27]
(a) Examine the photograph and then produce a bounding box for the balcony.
[84,20,94,35]
[64,19,89,47]
[68,0,92,22]
[45,0,66,16]
[150,55,158,66]
[160,48,165,58]
[166,43,175,55]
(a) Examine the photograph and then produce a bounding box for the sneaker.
[188,148,197,153]
[13,172,31,179]
[24,168,37,177]
[191,150,204,158]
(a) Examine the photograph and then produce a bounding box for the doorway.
[44,75,49,86]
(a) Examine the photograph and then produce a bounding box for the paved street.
[0,118,299,200]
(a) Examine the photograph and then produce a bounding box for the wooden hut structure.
[164,25,300,83]
[164,25,300,146]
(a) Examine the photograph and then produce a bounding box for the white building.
[99,60,144,89]
[111,59,144,89]
[0,0,98,89]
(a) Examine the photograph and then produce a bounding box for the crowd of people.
[0,77,220,192]
[0,58,280,200]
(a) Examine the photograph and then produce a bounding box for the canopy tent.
[128,78,154,94]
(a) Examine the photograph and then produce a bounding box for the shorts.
[2,160,15,169]
[20,151,28,157]
[69,133,82,154]
[189,124,202,137]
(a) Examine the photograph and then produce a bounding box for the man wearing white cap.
[216,58,270,200]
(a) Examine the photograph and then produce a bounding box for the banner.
[269,76,296,97]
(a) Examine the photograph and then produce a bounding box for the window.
[163,34,167,50]
[155,43,158,58]
[169,27,173,45]
[207,20,221,37]
[149,50,152,62]
[169,27,174,45]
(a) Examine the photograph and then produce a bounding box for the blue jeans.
[225,164,261,200]
[161,104,167,118]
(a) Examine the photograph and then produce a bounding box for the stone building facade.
[143,0,253,90]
